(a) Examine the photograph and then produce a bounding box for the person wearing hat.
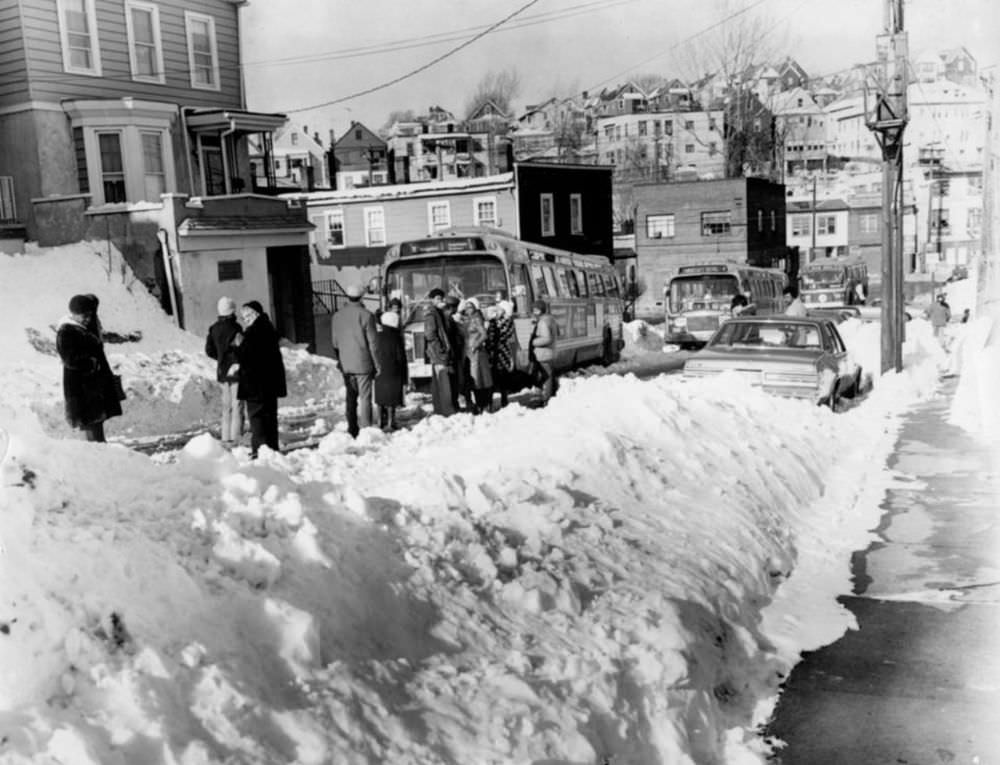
[205,296,244,446]
[926,292,951,340]
[423,288,456,416]
[56,293,123,442]
[234,300,287,458]
[330,284,380,437]
[528,299,559,404]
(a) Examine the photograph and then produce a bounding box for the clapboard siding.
[10,0,242,108]
[0,1,31,104]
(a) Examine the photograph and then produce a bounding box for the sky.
[240,0,1000,141]
[0,239,994,763]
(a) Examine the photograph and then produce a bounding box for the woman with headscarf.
[460,298,493,414]
[234,300,287,458]
[373,309,408,431]
[56,293,123,442]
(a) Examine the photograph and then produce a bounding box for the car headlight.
[673,316,687,328]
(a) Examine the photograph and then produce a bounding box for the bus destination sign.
[400,237,486,257]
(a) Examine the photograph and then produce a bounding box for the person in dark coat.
[234,300,287,458]
[443,295,466,411]
[204,296,244,446]
[485,300,516,409]
[374,310,408,431]
[330,284,380,438]
[423,288,455,416]
[56,293,123,442]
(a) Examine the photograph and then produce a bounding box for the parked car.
[682,316,862,409]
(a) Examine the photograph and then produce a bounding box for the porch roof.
[177,214,314,235]
[185,108,287,134]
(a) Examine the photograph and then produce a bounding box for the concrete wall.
[176,246,270,339]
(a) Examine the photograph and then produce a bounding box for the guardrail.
[312,279,381,315]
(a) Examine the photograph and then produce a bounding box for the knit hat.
[243,300,265,315]
[68,293,99,315]
[217,296,236,316]
[380,310,400,329]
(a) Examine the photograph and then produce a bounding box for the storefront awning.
[185,108,287,134]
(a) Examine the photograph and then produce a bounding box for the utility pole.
[811,175,817,261]
[865,0,908,373]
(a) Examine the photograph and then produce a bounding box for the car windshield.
[668,275,740,313]
[709,321,823,349]
[385,255,508,323]
[801,268,845,287]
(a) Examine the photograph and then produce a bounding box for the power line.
[243,0,633,68]
[283,0,543,114]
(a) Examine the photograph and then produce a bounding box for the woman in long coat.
[461,298,493,414]
[234,300,287,458]
[486,300,516,409]
[56,293,123,442]
[373,310,408,431]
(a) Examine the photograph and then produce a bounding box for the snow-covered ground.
[0,243,995,764]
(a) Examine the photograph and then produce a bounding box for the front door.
[266,246,315,351]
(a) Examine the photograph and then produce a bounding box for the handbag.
[111,373,127,401]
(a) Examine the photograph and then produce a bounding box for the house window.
[540,193,555,236]
[791,215,811,236]
[140,131,166,199]
[615,126,622,141]
[473,196,497,226]
[757,209,764,231]
[709,118,717,131]
[326,209,345,248]
[685,144,695,153]
[770,210,776,231]
[701,210,732,236]
[646,214,675,239]
[364,206,386,246]
[569,194,583,235]
[968,208,982,233]
[355,128,362,140]
[664,120,673,135]
[72,127,89,194]
[217,260,243,281]
[57,0,101,76]
[428,201,451,233]
[126,1,164,83]
[817,215,836,235]
[604,125,614,139]
[684,120,694,130]
[638,121,647,136]
[860,213,879,233]
[290,132,298,145]
[97,132,126,204]
[708,141,718,155]
[185,11,219,90]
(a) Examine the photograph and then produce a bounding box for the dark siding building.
[514,162,613,258]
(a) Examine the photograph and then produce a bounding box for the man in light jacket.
[331,284,380,437]
[529,299,559,404]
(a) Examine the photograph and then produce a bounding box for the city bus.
[380,228,626,385]
[799,256,869,308]
[664,262,788,347]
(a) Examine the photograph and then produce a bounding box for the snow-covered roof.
[287,173,515,205]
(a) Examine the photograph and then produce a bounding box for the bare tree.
[672,0,787,179]
[632,72,667,94]
[464,68,522,119]
[380,109,417,136]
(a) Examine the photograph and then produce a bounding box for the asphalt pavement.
[765,377,1000,764]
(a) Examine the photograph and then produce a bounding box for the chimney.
[329,128,336,146]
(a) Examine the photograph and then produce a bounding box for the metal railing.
[312,279,381,315]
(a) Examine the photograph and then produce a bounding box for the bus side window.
[542,266,559,297]
[575,270,589,297]
[565,269,581,297]
[530,263,549,297]
[604,273,621,298]
[511,264,531,306]
[589,272,605,296]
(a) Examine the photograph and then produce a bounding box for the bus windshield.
[801,267,845,287]
[668,275,740,313]
[385,255,508,318]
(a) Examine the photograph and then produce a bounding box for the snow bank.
[0,341,942,764]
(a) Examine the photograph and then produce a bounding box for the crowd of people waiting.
[56,284,559,452]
